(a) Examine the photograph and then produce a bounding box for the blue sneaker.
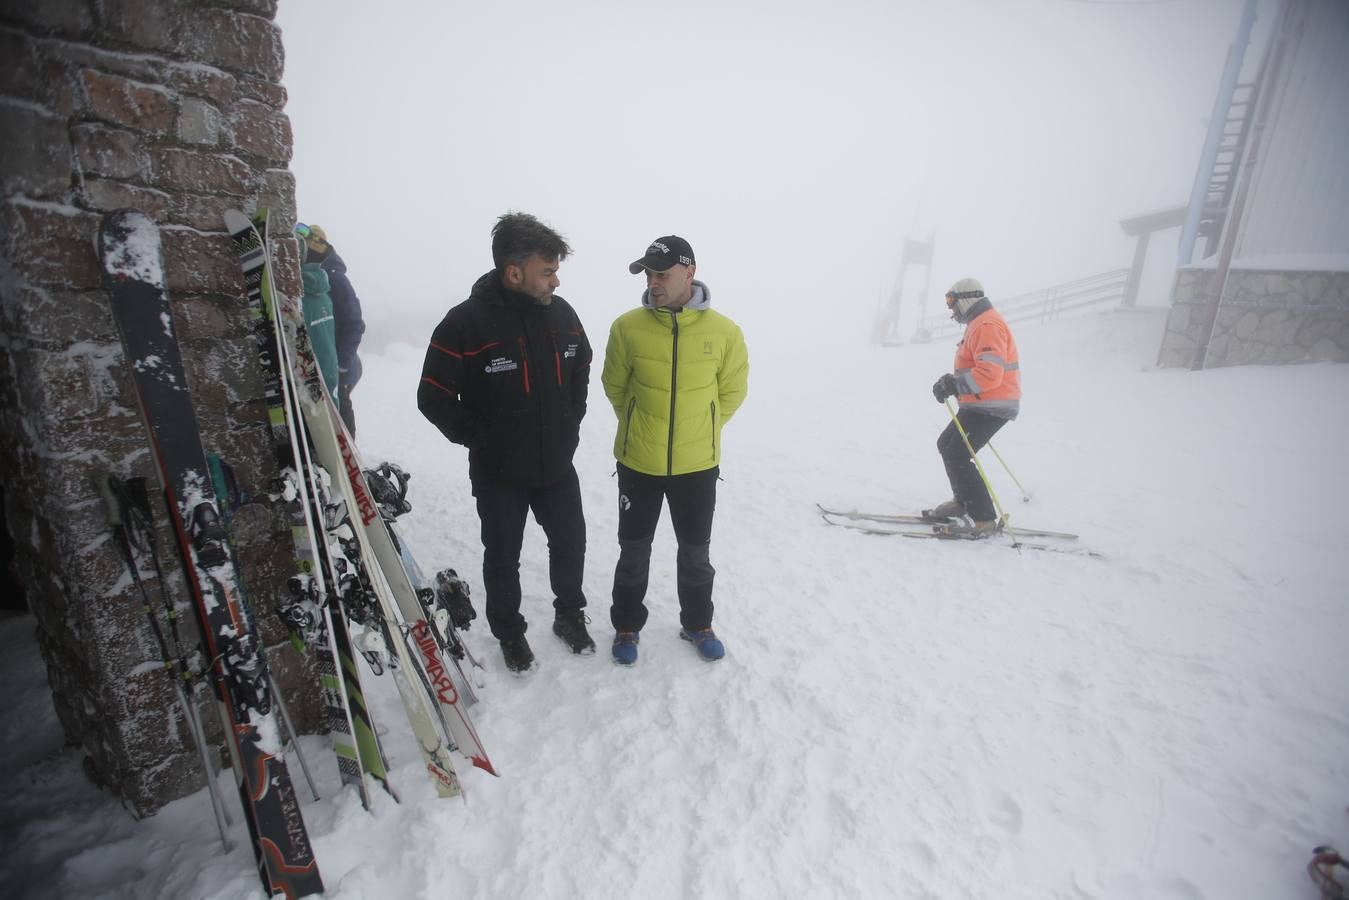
[612,631,639,666]
[679,628,725,662]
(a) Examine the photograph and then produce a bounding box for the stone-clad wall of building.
[1157,267,1349,368]
[0,0,320,814]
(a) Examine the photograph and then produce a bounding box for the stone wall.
[0,0,320,814]
[1157,267,1349,368]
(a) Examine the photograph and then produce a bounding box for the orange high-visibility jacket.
[953,306,1020,418]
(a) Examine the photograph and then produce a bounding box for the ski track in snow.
[2,308,1347,899]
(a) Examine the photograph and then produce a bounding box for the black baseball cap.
[628,235,695,274]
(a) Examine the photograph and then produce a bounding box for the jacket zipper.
[623,397,636,456]
[667,312,679,475]
[517,335,531,394]
[518,317,543,482]
[710,401,717,457]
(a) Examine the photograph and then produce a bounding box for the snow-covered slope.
[3,307,1347,899]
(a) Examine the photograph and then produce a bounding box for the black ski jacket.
[310,245,365,387]
[418,271,592,486]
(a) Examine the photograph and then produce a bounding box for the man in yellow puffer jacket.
[601,235,749,666]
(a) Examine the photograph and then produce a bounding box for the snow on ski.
[363,462,484,694]
[99,209,323,898]
[815,504,1080,540]
[403,548,486,685]
[334,411,495,774]
[817,506,1102,558]
[250,208,491,772]
[249,210,476,794]
[226,208,395,809]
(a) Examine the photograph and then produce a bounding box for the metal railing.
[913,268,1131,343]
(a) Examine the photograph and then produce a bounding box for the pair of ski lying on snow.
[816,505,1103,558]
[99,208,491,899]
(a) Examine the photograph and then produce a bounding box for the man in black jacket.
[417,213,594,673]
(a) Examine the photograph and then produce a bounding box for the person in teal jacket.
[601,235,749,666]
[299,248,341,405]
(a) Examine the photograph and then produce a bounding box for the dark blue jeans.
[472,465,586,641]
[610,463,718,634]
[937,411,1009,522]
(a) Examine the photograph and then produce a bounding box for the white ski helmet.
[946,277,986,322]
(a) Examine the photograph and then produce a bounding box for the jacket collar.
[641,279,711,312]
[955,297,993,324]
[471,270,554,310]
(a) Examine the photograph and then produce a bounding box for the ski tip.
[224,207,275,237]
[223,208,253,233]
[98,209,165,287]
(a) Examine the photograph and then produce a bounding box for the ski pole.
[95,474,235,852]
[270,673,320,802]
[943,399,1008,525]
[126,484,238,843]
[984,439,1031,503]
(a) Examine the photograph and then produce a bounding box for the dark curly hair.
[491,212,572,272]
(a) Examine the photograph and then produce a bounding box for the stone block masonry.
[0,0,320,815]
[1158,267,1349,369]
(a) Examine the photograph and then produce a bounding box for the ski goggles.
[294,223,312,239]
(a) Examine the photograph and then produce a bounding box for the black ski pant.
[610,463,718,635]
[937,410,1010,522]
[338,387,357,436]
[472,464,587,642]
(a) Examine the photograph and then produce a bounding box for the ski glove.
[932,373,959,403]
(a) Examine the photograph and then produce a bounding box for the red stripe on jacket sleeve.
[420,375,458,397]
[431,340,501,359]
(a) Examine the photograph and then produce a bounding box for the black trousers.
[611,463,718,634]
[936,411,1009,522]
[472,464,586,641]
[338,387,357,436]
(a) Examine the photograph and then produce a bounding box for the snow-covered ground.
[2,307,1347,899]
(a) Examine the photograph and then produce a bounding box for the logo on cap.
[629,235,696,274]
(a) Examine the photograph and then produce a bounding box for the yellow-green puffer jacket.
[601,283,749,476]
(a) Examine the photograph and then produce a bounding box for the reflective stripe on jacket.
[954,306,1021,419]
[601,296,749,477]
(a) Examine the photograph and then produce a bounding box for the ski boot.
[921,498,965,522]
[932,517,1002,539]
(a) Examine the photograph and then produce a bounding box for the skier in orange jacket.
[926,278,1021,536]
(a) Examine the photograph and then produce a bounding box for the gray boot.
[933,518,1001,539]
[922,498,965,521]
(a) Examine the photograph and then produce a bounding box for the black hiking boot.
[552,610,596,655]
[499,634,535,673]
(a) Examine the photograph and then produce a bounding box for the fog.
[276,0,1251,350]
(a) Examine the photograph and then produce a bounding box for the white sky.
[276,0,1255,347]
